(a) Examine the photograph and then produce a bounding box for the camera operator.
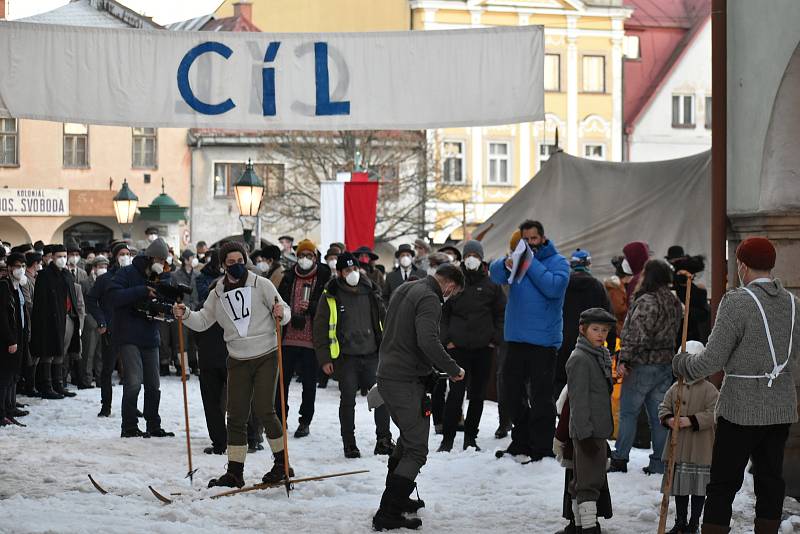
[107,238,174,438]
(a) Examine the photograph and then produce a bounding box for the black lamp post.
[113,178,138,239]
[233,159,265,248]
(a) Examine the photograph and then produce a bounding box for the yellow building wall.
[215,0,410,32]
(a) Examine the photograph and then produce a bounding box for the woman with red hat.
[674,237,800,534]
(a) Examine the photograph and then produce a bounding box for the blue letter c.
[177,42,236,115]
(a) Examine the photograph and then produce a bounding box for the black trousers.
[99,334,118,409]
[199,366,227,450]
[275,345,318,426]
[443,347,492,440]
[704,417,790,525]
[502,342,557,457]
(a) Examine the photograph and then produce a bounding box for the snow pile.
[0,376,768,533]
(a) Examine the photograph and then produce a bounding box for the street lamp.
[113,178,138,239]
[234,159,265,248]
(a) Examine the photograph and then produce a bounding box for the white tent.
[471,150,712,283]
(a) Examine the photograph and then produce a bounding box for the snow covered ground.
[1,375,798,534]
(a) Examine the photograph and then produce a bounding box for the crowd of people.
[0,221,796,534]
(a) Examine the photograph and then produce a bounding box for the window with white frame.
[63,123,89,168]
[624,35,640,59]
[584,144,605,160]
[538,142,558,169]
[544,54,561,92]
[132,127,157,168]
[582,55,606,93]
[0,118,18,166]
[488,142,510,185]
[442,140,465,184]
[214,162,285,198]
[672,94,695,127]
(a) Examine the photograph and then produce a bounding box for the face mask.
[150,262,164,275]
[17,274,28,286]
[12,267,24,280]
[427,267,437,276]
[327,260,337,271]
[190,257,199,268]
[298,258,314,271]
[256,261,269,273]
[399,256,412,268]
[96,268,108,277]
[345,270,360,287]
[68,255,80,266]
[198,253,205,260]
[737,262,746,287]
[166,255,174,265]
[464,257,482,271]
[445,254,455,263]
[118,254,132,267]
[35,264,43,271]
[621,258,633,276]
[147,234,158,242]
[227,263,247,280]
[54,257,68,269]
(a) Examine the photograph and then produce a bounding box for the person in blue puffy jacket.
[489,219,569,461]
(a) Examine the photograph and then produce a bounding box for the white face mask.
[54,256,68,269]
[399,255,412,268]
[190,257,199,268]
[256,261,269,273]
[445,254,455,263]
[327,260,338,271]
[198,253,205,260]
[464,256,482,271]
[118,254,132,267]
[166,255,174,265]
[96,267,108,277]
[35,264,43,271]
[12,267,24,280]
[427,267,437,276]
[151,262,164,275]
[147,234,158,242]
[298,258,314,271]
[345,270,360,287]
[621,258,633,276]
[68,255,80,266]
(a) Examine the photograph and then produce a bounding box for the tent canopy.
[470,150,712,284]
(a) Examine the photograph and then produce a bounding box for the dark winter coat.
[107,256,164,349]
[30,262,81,359]
[171,266,198,310]
[619,286,683,367]
[313,275,385,367]
[278,263,331,333]
[440,264,506,350]
[556,270,612,390]
[193,265,228,370]
[673,276,711,344]
[376,276,461,381]
[86,265,118,330]
[0,278,20,373]
[383,265,421,304]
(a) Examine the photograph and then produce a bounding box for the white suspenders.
[727,286,795,388]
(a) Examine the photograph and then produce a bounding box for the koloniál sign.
[0,188,69,216]
[0,22,544,130]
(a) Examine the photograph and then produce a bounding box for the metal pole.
[711,0,727,318]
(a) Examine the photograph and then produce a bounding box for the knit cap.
[219,241,248,264]
[296,239,317,257]
[570,248,591,269]
[336,252,357,271]
[462,240,484,260]
[736,237,776,271]
[144,238,169,259]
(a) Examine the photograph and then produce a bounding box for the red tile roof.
[624,0,710,129]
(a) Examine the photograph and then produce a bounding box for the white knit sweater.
[183,271,291,360]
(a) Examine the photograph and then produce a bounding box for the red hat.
[736,237,776,271]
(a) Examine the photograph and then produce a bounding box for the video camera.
[135,282,192,322]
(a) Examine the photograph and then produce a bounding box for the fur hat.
[736,237,776,271]
[462,240,484,260]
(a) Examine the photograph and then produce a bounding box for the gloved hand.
[552,438,565,463]
[577,438,600,456]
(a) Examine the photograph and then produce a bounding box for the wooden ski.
[88,474,109,495]
[210,469,370,500]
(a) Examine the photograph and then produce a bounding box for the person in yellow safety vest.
[312,252,394,459]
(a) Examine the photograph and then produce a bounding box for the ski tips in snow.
[149,485,174,504]
[88,474,108,495]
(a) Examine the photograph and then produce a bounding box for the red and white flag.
[320,172,379,252]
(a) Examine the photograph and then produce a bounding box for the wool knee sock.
[572,500,581,527]
[578,501,597,528]
[674,495,689,524]
[689,495,705,524]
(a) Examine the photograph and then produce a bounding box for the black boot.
[374,437,395,456]
[372,474,423,531]
[386,457,425,514]
[554,520,578,534]
[262,451,294,484]
[97,405,111,417]
[463,434,481,451]
[437,436,454,452]
[344,440,362,459]
[207,461,245,488]
[607,458,627,473]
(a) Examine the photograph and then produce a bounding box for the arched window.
[63,222,113,248]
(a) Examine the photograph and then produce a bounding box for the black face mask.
[227,263,247,280]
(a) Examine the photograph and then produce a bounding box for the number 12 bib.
[221,286,252,338]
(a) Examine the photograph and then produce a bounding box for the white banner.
[0,22,543,130]
[0,188,69,216]
[320,181,345,252]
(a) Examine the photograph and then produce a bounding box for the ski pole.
[657,273,694,534]
[177,315,196,484]
[274,297,292,497]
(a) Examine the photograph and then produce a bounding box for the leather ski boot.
[207,461,245,488]
[262,452,294,484]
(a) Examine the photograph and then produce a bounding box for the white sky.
[6,0,225,24]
